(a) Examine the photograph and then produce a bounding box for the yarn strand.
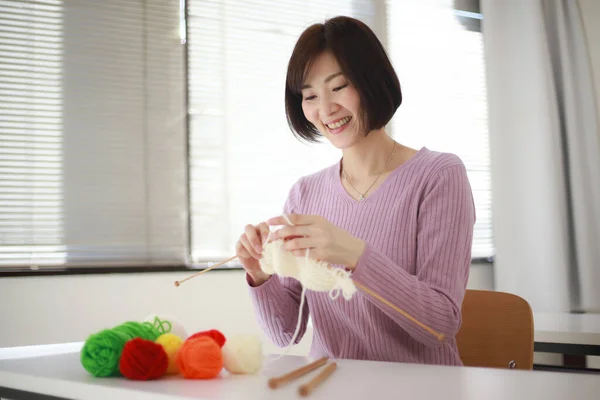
[269,285,307,363]
[289,285,308,352]
[267,234,310,362]
[150,317,173,335]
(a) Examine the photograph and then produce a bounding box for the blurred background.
[0,0,598,370]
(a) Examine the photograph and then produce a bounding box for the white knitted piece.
[259,239,357,300]
[259,216,357,362]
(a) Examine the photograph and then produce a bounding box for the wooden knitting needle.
[353,281,445,341]
[174,255,238,287]
[174,254,444,341]
[298,362,337,397]
[267,357,328,389]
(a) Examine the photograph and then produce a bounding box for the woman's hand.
[267,214,365,270]
[235,222,271,286]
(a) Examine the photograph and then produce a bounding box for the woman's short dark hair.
[285,16,402,142]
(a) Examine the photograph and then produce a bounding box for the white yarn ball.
[222,335,263,374]
[144,314,189,339]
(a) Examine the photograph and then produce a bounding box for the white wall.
[0,264,494,349]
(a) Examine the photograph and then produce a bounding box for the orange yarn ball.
[177,336,223,379]
[188,329,226,348]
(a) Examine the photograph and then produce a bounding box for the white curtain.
[387,0,492,259]
[482,0,600,312]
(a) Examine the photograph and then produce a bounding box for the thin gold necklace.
[342,141,397,201]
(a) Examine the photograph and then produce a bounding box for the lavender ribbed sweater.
[248,147,476,366]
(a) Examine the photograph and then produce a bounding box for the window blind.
[0,0,188,268]
[187,0,493,264]
[0,0,63,266]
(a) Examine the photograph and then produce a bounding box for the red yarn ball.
[188,329,226,348]
[119,338,168,380]
[177,336,223,379]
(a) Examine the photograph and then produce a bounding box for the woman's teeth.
[326,116,351,129]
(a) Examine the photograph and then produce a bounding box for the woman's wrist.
[345,239,366,271]
[248,270,271,287]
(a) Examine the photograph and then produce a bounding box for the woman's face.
[300,51,363,149]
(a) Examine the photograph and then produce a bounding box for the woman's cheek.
[302,104,318,126]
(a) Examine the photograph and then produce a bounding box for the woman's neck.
[341,129,397,181]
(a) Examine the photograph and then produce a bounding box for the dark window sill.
[0,264,243,277]
[0,257,494,277]
[471,256,494,265]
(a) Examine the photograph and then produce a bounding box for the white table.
[535,312,600,347]
[1,343,600,400]
[534,313,600,369]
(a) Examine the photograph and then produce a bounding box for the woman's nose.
[319,97,340,118]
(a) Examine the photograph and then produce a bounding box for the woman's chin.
[322,124,361,150]
[325,134,358,150]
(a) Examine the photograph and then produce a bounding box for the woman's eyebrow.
[301,72,344,89]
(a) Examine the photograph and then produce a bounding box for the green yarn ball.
[81,321,161,377]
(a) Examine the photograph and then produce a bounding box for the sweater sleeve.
[351,162,475,347]
[246,179,309,348]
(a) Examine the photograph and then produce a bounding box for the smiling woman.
[284,18,401,145]
[235,16,477,366]
[297,53,363,150]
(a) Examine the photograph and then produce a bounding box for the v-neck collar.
[332,146,428,205]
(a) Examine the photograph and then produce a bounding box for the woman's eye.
[333,84,347,92]
[304,95,316,101]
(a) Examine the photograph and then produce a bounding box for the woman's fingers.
[236,223,270,263]
[257,223,271,244]
[283,236,314,253]
[245,224,263,254]
[240,233,261,260]
[267,213,321,226]
[272,225,312,241]
[235,239,252,260]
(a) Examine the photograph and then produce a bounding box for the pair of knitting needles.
[268,357,336,397]
[174,255,445,342]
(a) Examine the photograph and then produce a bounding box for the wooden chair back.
[456,289,534,370]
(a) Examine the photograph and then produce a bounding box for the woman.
[235,16,476,366]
